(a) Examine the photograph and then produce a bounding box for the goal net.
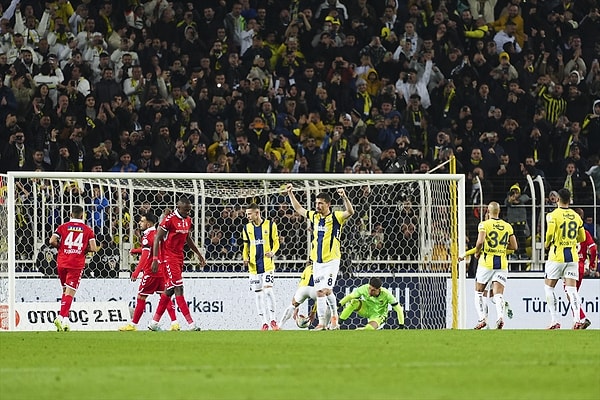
[1,172,466,330]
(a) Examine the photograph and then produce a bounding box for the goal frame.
[4,172,467,330]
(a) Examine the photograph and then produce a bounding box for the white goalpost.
[1,172,466,331]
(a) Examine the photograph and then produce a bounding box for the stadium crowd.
[0,2,598,228]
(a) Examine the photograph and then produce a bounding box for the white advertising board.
[454,278,600,329]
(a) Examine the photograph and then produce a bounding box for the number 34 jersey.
[478,218,514,270]
[545,207,585,263]
[54,218,96,270]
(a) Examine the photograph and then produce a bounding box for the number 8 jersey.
[54,218,96,269]
[545,207,586,263]
[478,218,514,270]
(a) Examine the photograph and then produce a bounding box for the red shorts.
[138,274,166,296]
[58,267,83,290]
[163,258,184,289]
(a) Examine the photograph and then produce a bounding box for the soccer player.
[119,213,179,331]
[544,189,586,329]
[242,203,281,331]
[49,205,98,331]
[472,201,517,330]
[286,184,355,331]
[572,208,597,329]
[278,262,319,328]
[338,277,405,330]
[148,197,206,331]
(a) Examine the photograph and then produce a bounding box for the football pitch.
[1,330,598,400]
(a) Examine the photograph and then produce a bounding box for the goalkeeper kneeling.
[339,277,405,330]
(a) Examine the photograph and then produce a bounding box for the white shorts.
[476,267,508,287]
[249,271,274,292]
[293,286,317,305]
[545,261,579,280]
[313,259,340,291]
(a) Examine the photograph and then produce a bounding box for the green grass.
[1,330,598,400]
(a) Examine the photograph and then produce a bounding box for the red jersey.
[159,210,192,262]
[132,226,161,277]
[54,218,95,269]
[578,230,598,270]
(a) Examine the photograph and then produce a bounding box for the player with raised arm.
[286,183,354,331]
[148,197,206,331]
[49,205,98,331]
[242,203,281,331]
[572,209,598,329]
[278,262,319,329]
[471,201,517,330]
[119,213,179,331]
[338,277,405,330]
[544,189,586,330]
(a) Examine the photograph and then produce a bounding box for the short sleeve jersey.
[306,210,345,263]
[159,210,192,262]
[478,218,514,270]
[545,207,585,263]
[54,218,95,269]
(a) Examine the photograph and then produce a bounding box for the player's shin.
[175,295,194,325]
[564,286,582,324]
[152,293,171,325]
[474,291,486,322]
[279,304,296,326]
[255,290,267,324]
[544,285,559,323]
[316,296,328,326]
[131,296,147,325]
[263,287,276,321]
[59,293,74,319]
[166,300,177,322]
[493,293,505,324]
[326,293,338,318]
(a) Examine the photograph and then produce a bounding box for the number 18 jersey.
[478,218,514,270]
[545,207,585,263]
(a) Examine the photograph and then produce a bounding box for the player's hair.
[557,188,571,204]
[488,201,500,215]
[369,277,383,289]
[316,192,331,203]
[144,212,157,224]
[246,203,260,211]
[71,205,84,218]
[178,196,192,205]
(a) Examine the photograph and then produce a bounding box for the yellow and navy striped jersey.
[298,264,314,287]
[545,207,585,263]
[478,218,514,270]
[242,219,280,274]
[307,210,346,263]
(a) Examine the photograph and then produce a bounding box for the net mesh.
[1,173,464,329]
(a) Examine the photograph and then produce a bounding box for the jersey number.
[64,231,84,250]
[559,221,578,239]
[487,231,508,248]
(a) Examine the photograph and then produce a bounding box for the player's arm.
[88,238,98,253]
[391,302,405,326]
[130,247,143,255]
[266,222,280,257]
[474,228,486,258]
[586,232,597,269]
[576,224,586,243]
[544,214,556,250]
[151,227,167,273]
[242,227,250,267]
[131,248,149,281]
[507,233,518,251]
[286,183,308,218]
[49,233,60,248]
[186,235,206,266]
[337,188,355,219]
[458,247,477,261]
[339,290,360,307]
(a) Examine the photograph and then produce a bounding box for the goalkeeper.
[338,277,405,330]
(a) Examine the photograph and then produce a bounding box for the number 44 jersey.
[54,218,96,269]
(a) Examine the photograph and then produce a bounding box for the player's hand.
[285,183,294,194]
[197,254,206,267]
[131,273,138,282]
[151,260,159,274]
[337,188,346,198]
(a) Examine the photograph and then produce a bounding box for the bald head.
[487,202,500,217]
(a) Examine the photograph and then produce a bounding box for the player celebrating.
[148,197,206,331]
[338,277,404,330]
[49,205,98,331]
[119,213,179,331]
[278,262,319,329]
[572,209,597,329]
[286,183,354,331]
[242,203,281,331]
[472,201,517,330]
[544,189,586,329]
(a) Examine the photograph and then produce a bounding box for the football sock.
[316,296,328,326]
[474,291,486,321]
[579,307,586,320]
[279,304,296,326]
[175,295,193,325]
[326,293,338,319]
[340,299,360,320]
[132,297,146,324]
[263,287,276,321]
[363,323,375,330]
[166,300,177,322]
[564,286,581,323]
[152,293,171,323]
[544,285,559,324]
[60,294,73,319]
[493,293,505,322]
[255,290,267,324]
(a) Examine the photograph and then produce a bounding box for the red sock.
[152,294,171,323]
[132,297,146,324]
[167,300,177,322]
[60,294,73,319]
[580,307,586,320]
[175,295,194,325]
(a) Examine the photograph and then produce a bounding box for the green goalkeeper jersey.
[346,284,398,316]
